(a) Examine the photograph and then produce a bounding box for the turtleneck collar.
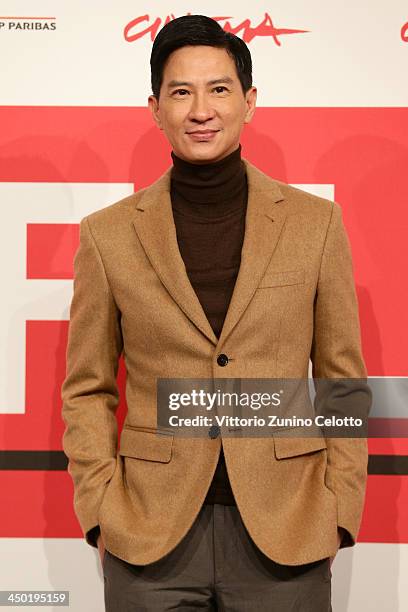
[170,143,247,218]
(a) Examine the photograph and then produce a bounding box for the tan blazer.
[61,158,370,566]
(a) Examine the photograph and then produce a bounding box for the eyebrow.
[166,76,234,89]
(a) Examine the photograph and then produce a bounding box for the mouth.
[186,130,220,142]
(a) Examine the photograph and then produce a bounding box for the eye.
[213,86,228,93]
[172,89,189,96]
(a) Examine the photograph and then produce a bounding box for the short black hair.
[150,15,253,100]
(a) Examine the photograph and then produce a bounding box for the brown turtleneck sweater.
[85,144,247,547]
[170,143,247,505]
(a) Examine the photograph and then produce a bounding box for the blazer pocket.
[119,426,174,463]
[273,435,327,459]
[258,268,305,288]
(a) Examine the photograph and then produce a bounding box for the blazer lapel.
[131,158,287,347]
[132,166,219,345]
[216,159,287,348]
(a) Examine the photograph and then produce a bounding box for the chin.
[185,143,224,163]
[183,149,219,163]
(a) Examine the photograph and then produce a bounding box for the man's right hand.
[97,533,106,565]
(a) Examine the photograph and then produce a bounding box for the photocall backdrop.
[0,2,407,610]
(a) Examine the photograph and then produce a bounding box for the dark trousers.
[103,503,332,611]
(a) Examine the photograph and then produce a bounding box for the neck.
[170,144,247,218]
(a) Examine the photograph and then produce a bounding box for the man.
[61,14,370,611]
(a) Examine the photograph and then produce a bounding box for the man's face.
[148,45,257,164]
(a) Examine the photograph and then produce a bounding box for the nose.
[188,92,216,122]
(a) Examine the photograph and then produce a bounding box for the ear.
[148,95,163,130]
[244,87,257,124]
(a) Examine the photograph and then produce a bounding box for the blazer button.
[217,353,229,367]
[209,425,220,438]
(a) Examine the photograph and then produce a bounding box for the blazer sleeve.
[310,201,371,549]
[61,216,123,547]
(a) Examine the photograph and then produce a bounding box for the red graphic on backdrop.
[124,12,309,45]
[402,21,408,42]
[1,106,408,544]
